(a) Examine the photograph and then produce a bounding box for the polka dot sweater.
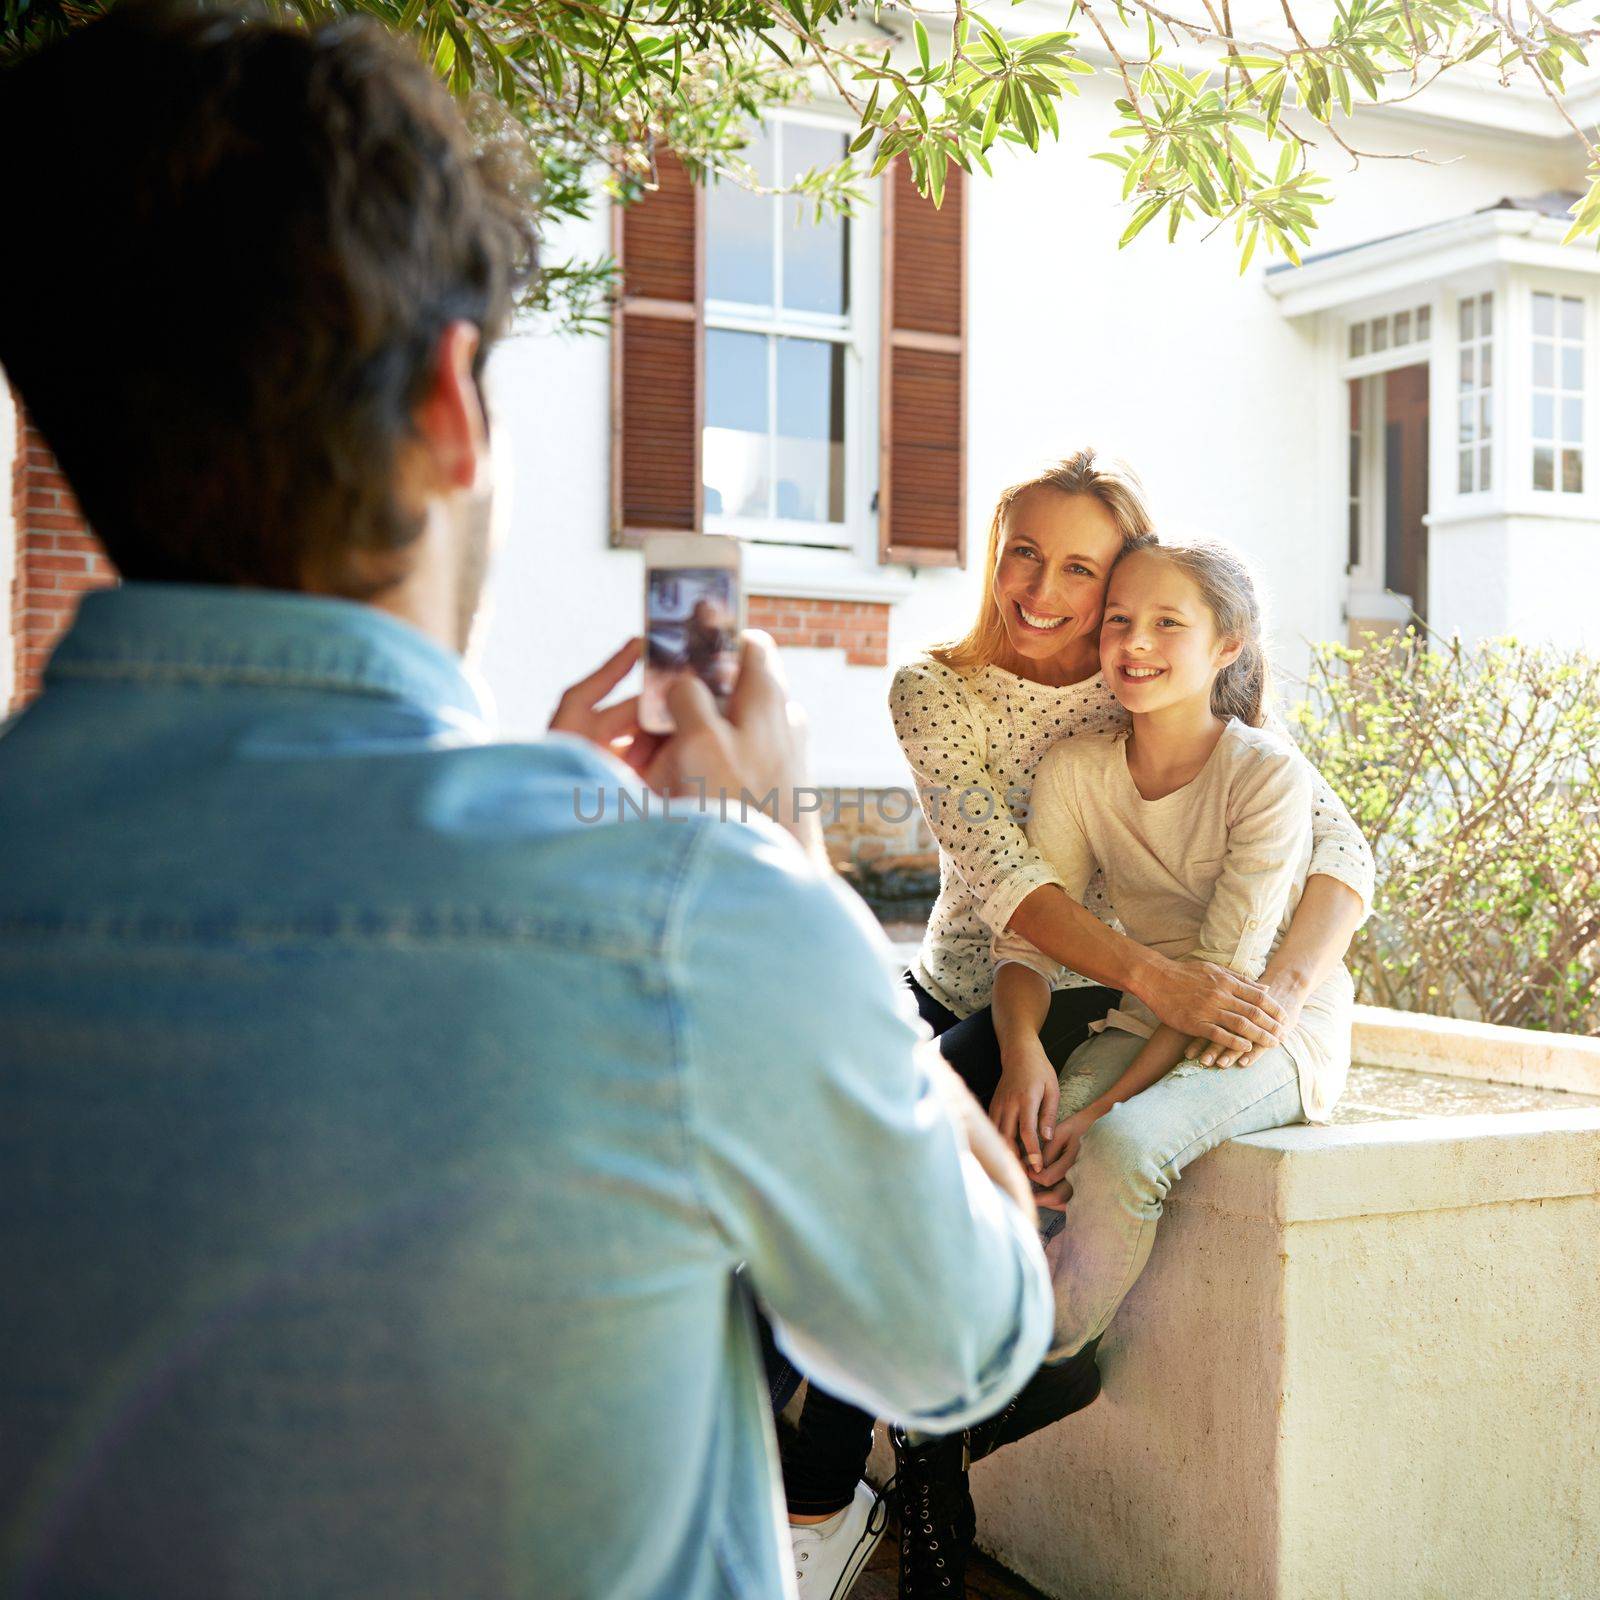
[889,655,1375,1020]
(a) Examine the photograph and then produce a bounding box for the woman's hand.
[1031,1109,1097,1211]
[1141,954,1289,1057]
[1183,971,1309,1068]
[989,1039,1061,1175]
[548,638,663,779]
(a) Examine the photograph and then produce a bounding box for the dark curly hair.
[0,1,533,595]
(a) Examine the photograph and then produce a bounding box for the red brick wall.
[8,405,117,711]
[746,595,888,668]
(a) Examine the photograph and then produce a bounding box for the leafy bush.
[1292,631,1600,1035]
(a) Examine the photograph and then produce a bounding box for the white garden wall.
[846,1009,1600,1599]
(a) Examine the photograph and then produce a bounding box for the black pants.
[772,972,1119,1515]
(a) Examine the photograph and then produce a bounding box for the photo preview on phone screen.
[642,537,742,735]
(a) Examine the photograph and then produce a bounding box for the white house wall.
[480,75,1587,781]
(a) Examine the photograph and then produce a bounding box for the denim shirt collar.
[48,583,490,729]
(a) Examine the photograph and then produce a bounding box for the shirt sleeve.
[674,820,1053,1431]
[889,660,1064,934]
[1304,763,1375,922]
[1189,746,1315,979]
[990,743,1099,988]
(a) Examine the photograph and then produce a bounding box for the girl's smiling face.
[991,489,1127,674]
[1099,548,1242,714]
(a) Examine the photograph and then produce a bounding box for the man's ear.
[413,320,488,493]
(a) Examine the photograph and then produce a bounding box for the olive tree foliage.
[9,0,1600,326]
[1292,631,1600,1035]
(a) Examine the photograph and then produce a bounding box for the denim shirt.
[0,585,1051,1600]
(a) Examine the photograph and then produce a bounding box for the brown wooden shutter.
[878,158,966,567]
[610,153,703,548]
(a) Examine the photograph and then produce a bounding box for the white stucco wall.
[478,77,1588,778]
[1431,511,1600,648]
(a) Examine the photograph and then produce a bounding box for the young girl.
[993,537,1355,1363]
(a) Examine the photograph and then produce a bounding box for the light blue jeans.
[1043,1028,1305,1359]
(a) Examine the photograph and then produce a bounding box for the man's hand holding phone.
[552,631,824,862]
[645,632,826,862]
[548,637,665,779]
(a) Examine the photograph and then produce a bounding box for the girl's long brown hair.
[932,448,1157,674]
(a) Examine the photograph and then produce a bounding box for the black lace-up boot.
[889,1426,975,1598]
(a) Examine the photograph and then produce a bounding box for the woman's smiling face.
[991,489,1127,674]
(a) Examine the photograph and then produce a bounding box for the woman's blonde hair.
[932,448,1157,674]
[1123,538,1271,727]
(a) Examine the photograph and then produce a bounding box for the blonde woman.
[778,450,1373,1600]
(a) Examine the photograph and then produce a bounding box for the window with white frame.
[702,119,854,544]
[1349,303,1430,360]
[1457,292,1493,495]
[1531,290,1584,494]
[1347,381,1362,570]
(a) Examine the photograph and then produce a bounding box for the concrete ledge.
[1353,1003,1600,1096]
[1188,1108,1600,1223]
[937,1101,1600,1599]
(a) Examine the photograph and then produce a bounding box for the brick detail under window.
[9,406,117,711]
[747,595,888,667]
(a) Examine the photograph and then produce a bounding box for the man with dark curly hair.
[0,6,1051,1597]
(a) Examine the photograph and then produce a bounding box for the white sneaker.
[790,1479,888,1599]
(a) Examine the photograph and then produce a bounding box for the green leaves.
[1564,158,1600,245]
[1294,630,1600,1033]
[10,0,1591,321]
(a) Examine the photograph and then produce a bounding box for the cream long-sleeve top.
[992,720,1354,1122]
[889,656,1375,1021]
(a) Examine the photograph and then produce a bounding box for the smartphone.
[641,534,743,735]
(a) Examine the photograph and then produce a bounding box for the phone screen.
[642,563,741,734]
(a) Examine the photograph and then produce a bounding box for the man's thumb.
[664,670,720,733]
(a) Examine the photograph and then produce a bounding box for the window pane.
[1563,448,1584,493]
[705,127,775,308]
[1563,396,1583,442]
[1479,293,1493,335]
[704,330,769,517]
[1372,318,1389,352]
[1460,298,1475,340]
[1534,343,1555,387]
[1534,445,1555,491]
[1533,392,1554,439]
[1458,348,1474,390]
[1395,311,1411,345]
[1479,393,1491,438]
[1533,292,1555,336]
[1458,397,1473,446]
[1480,343,1493,388]
[1350,323,1367,357]
[1419,305,1432,340]
[1458,450,1473,494]
[1563,345,1583,391]
[1562,296,1584,339]
[1479,443,1492,492]
[773,337,845,523]
[780,125,850,317]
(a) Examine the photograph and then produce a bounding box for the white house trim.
[742,538,915,603]
[1264,208,1596,317]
